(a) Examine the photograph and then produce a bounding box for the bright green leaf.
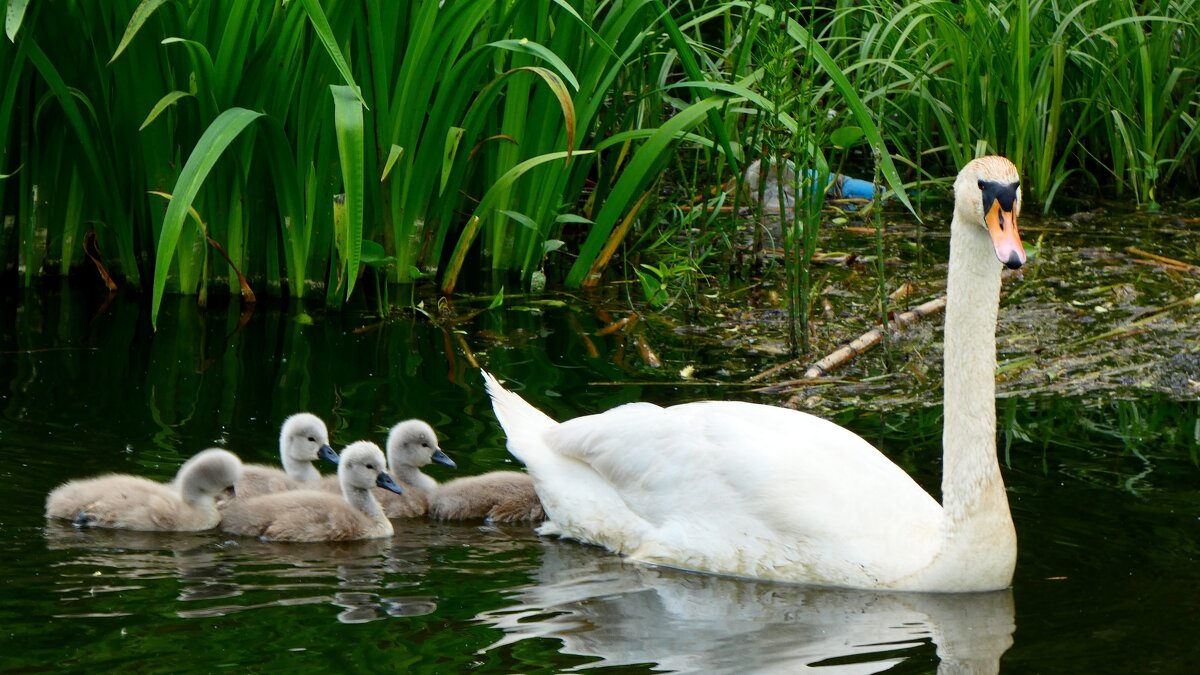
[331,85,365,299]
[151,107,263,329]
[830,126,865,148]
[110,0,169,64]
[441,127,464,195]
[6,0,29,42]
[139,91,192,130]
[381,144,404,182]
[488,286,505,310]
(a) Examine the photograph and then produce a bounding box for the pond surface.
[2,211,1199,673]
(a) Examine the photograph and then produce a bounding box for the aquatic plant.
[0,0,1195,322]
[821,0,1200,208]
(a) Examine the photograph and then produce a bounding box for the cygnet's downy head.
[338,441,404,495]
[953,156,1025,270]
[280,412,339,466]
[177,448,243,504]
[386,419,456,470]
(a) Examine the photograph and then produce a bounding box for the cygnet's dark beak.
[318,444,339,466]
[432,449,457,469]
[376,472,404,495]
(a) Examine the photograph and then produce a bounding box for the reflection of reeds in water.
[478,541,1014,674]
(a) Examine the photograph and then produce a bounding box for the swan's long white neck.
[937,210,1016,581]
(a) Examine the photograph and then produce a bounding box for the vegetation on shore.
[1,0,1196,331]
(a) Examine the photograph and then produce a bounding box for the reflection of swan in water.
[478,542,1015,674]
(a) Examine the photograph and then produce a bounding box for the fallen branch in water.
[801,296,948,381]
[1125,246,1200,273]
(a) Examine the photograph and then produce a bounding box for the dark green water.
[2,285,1198,673]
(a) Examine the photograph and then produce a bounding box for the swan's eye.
[977,179,985,191]
[1013,180,1020,189]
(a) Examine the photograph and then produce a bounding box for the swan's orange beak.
[985,198,1025,269]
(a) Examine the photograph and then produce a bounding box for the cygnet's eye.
[366,463,376,471]
[307,436,317,443]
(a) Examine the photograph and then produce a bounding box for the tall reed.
[823,0,1199,208]
[1,0,1196,323]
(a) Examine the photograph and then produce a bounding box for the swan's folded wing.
[544,400,943,582]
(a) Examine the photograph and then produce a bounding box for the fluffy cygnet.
[45,448,243,531]
[321,419,454,518]
[428,470,544,523]
[233,413,338,499]
[220,441,402,542]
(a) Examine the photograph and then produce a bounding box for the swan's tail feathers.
[481,370,557,465]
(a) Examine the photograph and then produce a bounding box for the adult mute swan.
[45,448,243,531]
[484,156,1025,592]
[233,413,338,499]
[221,441,403,542]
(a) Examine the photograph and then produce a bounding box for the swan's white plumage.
[486,156,1023,592]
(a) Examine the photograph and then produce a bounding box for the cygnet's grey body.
[428,470,544,523]
[234,413,337,499]
[221,441,402,542]
[45,448,243,531]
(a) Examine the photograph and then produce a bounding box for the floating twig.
[801,296,948,380]
[597,313,638,336]
[1125,246,1199,273]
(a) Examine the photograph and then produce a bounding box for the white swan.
[233,413,338,499]
[484,156,1025,592]
[221,441,403,542]
[45,448,243,531]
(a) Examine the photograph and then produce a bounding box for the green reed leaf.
[109,0,169,64]
[300,0,366,108]
[151,107,263,330]
[331,84,365,299]
[488,39,580,91]
[566,97,724,287]
[139,91,192,131]
[381,144,404,182]
[5,0,29,42]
